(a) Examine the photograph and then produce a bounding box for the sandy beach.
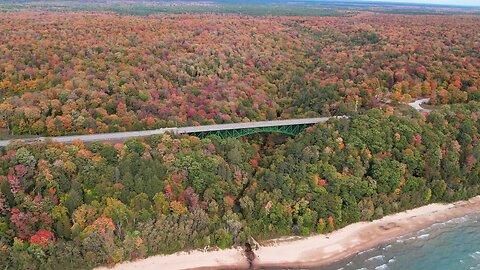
[98,196,480,270]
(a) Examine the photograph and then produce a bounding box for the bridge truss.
[185,124,310,139]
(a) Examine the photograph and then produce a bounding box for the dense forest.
[0,7,480,270]
[0,101,479,269]
[0,12,479,137]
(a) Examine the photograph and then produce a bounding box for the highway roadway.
[407,98,431,112]
[0,97,430,147]
[0,117,338,147]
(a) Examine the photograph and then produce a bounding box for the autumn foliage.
[0,8,479,270]
[29,230,56,249]
[0,101,478,268]
[0,12,479,136]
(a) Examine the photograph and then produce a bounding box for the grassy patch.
[0,1,348,16]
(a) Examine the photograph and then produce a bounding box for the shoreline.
[98,196,480,270]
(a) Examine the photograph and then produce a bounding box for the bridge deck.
[0,117,335,147]
[177,117,330,133]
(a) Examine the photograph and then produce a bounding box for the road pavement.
[0,117,340,147]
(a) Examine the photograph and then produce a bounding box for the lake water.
[320,212,480,270]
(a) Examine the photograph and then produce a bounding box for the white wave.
[366,255,385,262]
[405,236,417,241]
[388,258,396,264]
[417,227,430,234]
[375,264,388,270]
[383,244,392,250]
[446,216,468,224]
[417,233,430,239]
[358,247,376,255]
[470,251,480,260]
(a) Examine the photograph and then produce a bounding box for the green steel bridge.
[175,117,334,139]
[183,124,309,139]
[0,117,341,146]
[0,97,431,147]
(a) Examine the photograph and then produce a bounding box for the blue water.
[321,212,480,270]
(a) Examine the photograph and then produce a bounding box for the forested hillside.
[0,102,478,269]
[1,12,479,137]
[0,6,480,269]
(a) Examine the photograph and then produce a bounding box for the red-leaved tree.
[29,229,56,249]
